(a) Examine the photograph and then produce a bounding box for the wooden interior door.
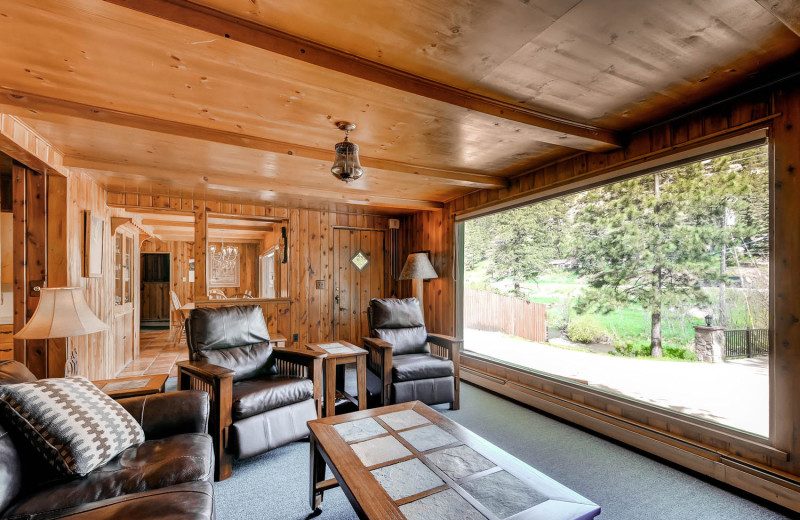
[333,228,385,344]
[114,230,136,371]
[140,252,170,325]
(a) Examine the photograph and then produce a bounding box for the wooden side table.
[93,374,169,399]
[308,341,367,417]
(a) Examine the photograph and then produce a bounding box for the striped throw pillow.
[0,377,145,476]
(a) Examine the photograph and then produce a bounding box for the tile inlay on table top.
[460,470,549,519]
[425,445,496,481]
[399,489,486,520]
[399,424,459,452]
[333,417,386,443]
[378,409,431,430]
[350,435,412,467]
[371,458,445,501]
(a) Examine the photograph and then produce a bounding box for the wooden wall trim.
[46,174,68,377]
[0,114,69,176]
[461,355,787,463]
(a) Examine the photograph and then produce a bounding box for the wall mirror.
[205,214,289,301]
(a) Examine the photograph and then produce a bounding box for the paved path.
[465,329,768,437]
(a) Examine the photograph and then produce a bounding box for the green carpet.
[212,383,794,519]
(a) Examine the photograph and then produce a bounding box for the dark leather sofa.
[0,360,215,520]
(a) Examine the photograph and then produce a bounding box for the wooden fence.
[464,289,547,342]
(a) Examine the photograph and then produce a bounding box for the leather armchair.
[178,305,325,481]
[0,360,214,520]
[363,298,461,410]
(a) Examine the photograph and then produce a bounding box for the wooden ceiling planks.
[0,0,798,213]
[101,0,622,151]
[0,1,581,170]
[188,0,800,129]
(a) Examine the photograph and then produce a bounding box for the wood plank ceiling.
[0,0,798,213]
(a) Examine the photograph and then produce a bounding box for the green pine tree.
[572,156,756,356]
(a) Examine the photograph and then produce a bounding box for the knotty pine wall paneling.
[67,170,139,379]
[110,194,396,348]
[404,77,800,505]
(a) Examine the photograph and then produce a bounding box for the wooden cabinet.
[0,325,13,361]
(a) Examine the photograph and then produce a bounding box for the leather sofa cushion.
[369,298,425,329]
[232,376,314,421]
[391,354,454,382]
[375,326,429,355]
[3,433,213,519]
[4,481,214,520]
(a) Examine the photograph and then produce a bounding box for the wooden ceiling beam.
[95,169,443,211]
[69,157,444,211]
[1,89,506,189]
[101,0,622,152]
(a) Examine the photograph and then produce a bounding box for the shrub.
[611,340,697,361]
[566,315,608,343]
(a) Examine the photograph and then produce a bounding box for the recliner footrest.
[228,398,316,459]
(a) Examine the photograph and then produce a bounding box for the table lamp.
[15,287,109,340]
[398,252,438,319]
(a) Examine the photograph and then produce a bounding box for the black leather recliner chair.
[363,298,461,410]
[178,304,325,481]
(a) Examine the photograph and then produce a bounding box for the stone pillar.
[694,326,725,363]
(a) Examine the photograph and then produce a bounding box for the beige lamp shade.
[398,253,438,280]
[14,287,109,339]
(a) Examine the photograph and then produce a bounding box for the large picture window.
[462,144,770,436]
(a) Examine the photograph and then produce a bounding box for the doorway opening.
[140,252,170,330]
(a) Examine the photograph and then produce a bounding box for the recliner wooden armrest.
[177,360,234,481]
[177,360,235,381]
[426,333,463,349]
[363,336,392,349]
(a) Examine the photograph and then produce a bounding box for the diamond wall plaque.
[351,251,369,270]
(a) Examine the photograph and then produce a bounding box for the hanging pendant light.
[331,121,364,183]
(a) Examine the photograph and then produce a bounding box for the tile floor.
[117,328,188,378]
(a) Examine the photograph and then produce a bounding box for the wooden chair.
[169,290,187,346]
[363,298,461,410]
[208,289,227,299]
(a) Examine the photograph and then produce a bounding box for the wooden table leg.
[357,355,367,410]
[309,435,326,510]
[324,358,337,417]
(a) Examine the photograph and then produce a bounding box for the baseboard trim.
[461,367,800,513]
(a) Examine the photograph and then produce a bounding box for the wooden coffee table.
[92,373,169,399]
[308,401,600,519]
[307,340,367,417]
